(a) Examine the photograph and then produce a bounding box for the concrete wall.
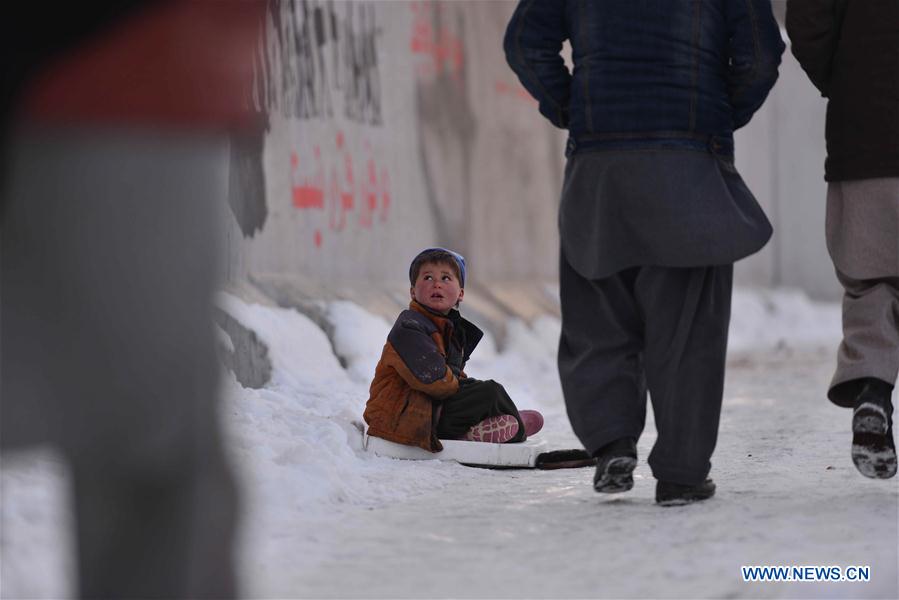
[222,0,843,328]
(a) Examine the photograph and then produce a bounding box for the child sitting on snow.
[364,247,543,452]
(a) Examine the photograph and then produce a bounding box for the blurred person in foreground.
[787,0,899,479]
[1,1,265,596]
[505,1,784,505]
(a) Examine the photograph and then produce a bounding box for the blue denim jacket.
[504,0,785,158]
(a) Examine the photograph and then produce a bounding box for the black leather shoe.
[593,438,637,494]
[655,478,716,506]
[852,378,896,479]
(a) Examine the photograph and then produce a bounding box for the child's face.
[410,261,464,314]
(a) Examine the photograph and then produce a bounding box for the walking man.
[504,1,784,504]
[787,0,899,479]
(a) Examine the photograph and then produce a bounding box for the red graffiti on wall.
[380,168,391,223]
[409,1,463,81]
[291,146,325,209]
[290,130,392,247]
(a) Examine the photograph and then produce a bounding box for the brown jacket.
[363,301,482,452]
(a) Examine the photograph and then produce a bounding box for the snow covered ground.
[2,288,897,599]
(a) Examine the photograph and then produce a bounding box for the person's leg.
[436,378,526,443]
[824,178,898,478]
[1,128,239,597]
[827,271,899,407]
[558,250,646,456]
[637,265,732,487]
[827,270,898,478]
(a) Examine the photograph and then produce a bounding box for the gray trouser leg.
[637,265,732,486]
[559,252,647,454]
[1,129,239,598]
[828,270,899,407]
[558,250,732,485]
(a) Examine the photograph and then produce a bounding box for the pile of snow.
[325,300,392,384]
[729,288,842,354]
[0,451,73,599]
[214,293,490,594]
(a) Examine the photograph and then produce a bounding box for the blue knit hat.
[409,247,466,287]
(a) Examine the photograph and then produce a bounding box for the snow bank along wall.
[219,1,840,375]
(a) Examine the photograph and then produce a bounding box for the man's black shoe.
[655,478,716,506]
[851,378,896,479]
[593,437,637,494]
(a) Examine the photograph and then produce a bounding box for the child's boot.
[464,415,519,443]
[519,410,544,436]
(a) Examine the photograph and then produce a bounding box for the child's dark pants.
[558,251,733,486]
[436,378,526,442]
